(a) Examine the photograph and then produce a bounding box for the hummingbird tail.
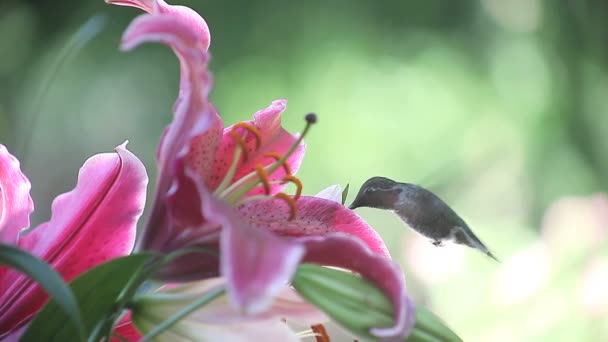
[486,250,500,263]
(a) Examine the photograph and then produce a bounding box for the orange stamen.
[232,122,262,150]
[228,131,249,161]
[311,324,331,342]
[264,152,292,175]
[274,192,297,221]
[255,164,271,195]
[281,175,302,200]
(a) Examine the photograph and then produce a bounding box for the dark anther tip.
[305,113,317,124]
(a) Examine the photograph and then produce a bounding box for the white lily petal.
[314,184,343,203]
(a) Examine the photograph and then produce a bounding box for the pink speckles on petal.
[237,196,390,257]
[184,108,224,187]
[193,171,305,314]
[0,144,34,245]
[0,143,147,335]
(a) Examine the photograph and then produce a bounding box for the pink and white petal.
[175,320,300,342]
[0,143,148,335]
[190,169,305,314]
[122,14,218,250]
[237,196,390,257]
[134,311,300,342]
[106,0,210,51]
[209,100,306,195]
[314,184,344,203]
[299,233,415,340]
[216,204,304,314]
[164,279,326,326]
[0,144,34,245]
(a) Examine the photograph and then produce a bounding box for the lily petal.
[237,196,390,257]
[144,278,326,325]
[208,100,307,195]
[0,144,34,245]
[299,233,415,340]
[0,143,148,335]
[314,184,344,203]
[190,168,305,314]
[121,13,216,249]
[106,0,210,50]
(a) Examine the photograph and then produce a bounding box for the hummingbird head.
[349,176,402,210]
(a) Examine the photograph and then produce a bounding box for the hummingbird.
[349,176,499,261]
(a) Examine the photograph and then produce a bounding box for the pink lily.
[113,279,327,341]
[0,143,148,340]
[113,2,414,339]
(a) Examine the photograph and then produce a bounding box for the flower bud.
[292,263,396,340]
[292,264,461,341]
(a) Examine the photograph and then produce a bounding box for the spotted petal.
[207,100,306,195]
[237,196,390,257]
[0,145,33,246]
[0,143,147,335]
[180,169,305,314]
[299,233,415,340]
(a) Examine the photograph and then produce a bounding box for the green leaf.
[341,183,350,205]
[22,253,157,342]
[0,243,84,340]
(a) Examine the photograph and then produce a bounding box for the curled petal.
[237,196,390,257]
[299,233,415,340]
[106,0,210,50]
[0,143,148,335]
[122,13,217,250]
[188,168,305,314]
[208,100,306,195]
[0,144,34,245]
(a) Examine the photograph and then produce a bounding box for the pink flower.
[113,1,414,339]
[0,142,148,339]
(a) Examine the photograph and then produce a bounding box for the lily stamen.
[311,324,331,342]
[227,131,250,161]
[274,192,297,221]
[281,175,302,199]
[254,164,272,195]
[218,114,317,206]
[232,122,262,150]
[264,152,292,175]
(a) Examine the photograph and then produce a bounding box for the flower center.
[213,114,317,220]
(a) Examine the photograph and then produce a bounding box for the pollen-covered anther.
[264,152,293,175]
[311,324,330,342]
[254,164,271,195]
[274,192,297,221]
[281,174,302,200]
[232,122,262,150]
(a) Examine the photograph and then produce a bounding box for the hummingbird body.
[349,176,498,261]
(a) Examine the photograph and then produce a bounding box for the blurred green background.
[1,0,608,341]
